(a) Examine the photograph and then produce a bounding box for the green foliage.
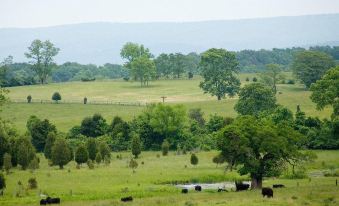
[27,115,56,152]
[212,154,224,167]
[199,48,240,100]
[44,132,56,159]
[87,160,94,169]
[131,134,142,158]
[3,153,12,174]
[190,153,198,166]
[108,116,130,151]
[25,39,59,84]
[86,138,97,161]
[129,158,138,170]
[75,144,89,165]
[310,66,339,118]
[98,141,111,160]
[161,140,170,156]
[292,50,335,88]
[234,83,277,116]
[51,138,71,169]
[52,92,61,102]
[27,177,37,189]
[206,114,226,132]
[0,173,5,191]
[27,95,32,103]
[28,157,39,171]
[217,116,305,188]
[95,152,102,164]
[0,127,9,168]
[16,136,36,170]
[188,108,205,127]
[80,113,108,137]
[259,64,284,94]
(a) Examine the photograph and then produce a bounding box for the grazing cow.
[273,184,285,188]
[262,187,273,198]
[46,197,61,204]
[40,199,47,205]
[235,182,250,191]
[121,196,133,202]
[195,185,202,191]
[181,188,188,194]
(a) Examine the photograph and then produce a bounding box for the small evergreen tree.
[52,92,61,103]
[44,132,56,159]
[161,140,170,156]
[17,137,36,170]
[95,152,102,164]
[99,142,111,160]
[86,138,97,161]
[3,153,12,174]
[83,97,87,104]
[131,135,141,158]
[190,153,199,166]
[27,95,32,103]
[75,144,89,166]
[51,138,71,169]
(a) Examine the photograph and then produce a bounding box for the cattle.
[181,188,188,194]
[46,197,60,204]
[40,199,47,205]
[194,185,202,191]
[217,188,227,192]
[235,182,250,191]
[273,184,285,188]
[262,187,273,198]
[121,196,133,202]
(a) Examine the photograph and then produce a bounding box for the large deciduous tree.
[234,83,277,116]
[25,39,59,84]
[310,66,339,118]
[292,51,335,88]
[120,42,155,86]
[217,116,305,189]
[199,48,240,100]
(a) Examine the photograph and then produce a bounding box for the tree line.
[1,39,338,87]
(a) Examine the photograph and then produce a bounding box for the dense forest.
[1,45,338,87]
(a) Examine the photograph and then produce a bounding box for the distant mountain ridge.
[0,13,339,65]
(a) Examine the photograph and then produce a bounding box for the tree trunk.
[251,176,263,189]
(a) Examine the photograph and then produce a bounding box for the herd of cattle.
[40,182,285,204]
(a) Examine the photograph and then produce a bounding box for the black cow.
[273,184,285,188]
[46,197,60,204]
[262,187,273,198]
[40,199,47,205]
[235,182,250,191]
[121,196,133,202]
[195,185,202,191]
[181,188,188,194]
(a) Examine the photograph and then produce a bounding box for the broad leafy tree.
[80,114,108,137]
[87,138,98,161]
[199,48,240,100]
[234,83,277,116]
[310,66,339,118]
[217,116,305,188]
[292,51,335,88]
[25,39,60,84]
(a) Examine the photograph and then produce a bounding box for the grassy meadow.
[0,150,338,206]
[1,73,332,132]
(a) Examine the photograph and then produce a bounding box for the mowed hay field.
[1,73,332,132]
[0,150,338,206]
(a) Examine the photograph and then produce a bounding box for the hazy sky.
[1,0,339,28]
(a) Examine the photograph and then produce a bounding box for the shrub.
[252,77,257,82]
[104,155,111,165]
[87,160,94,169]
[3,153,12,174]
[27,95,32,103]
[161,140,170,156]
[190,153,199,166]
[83,97,87,104]
[52,92,61,103]
[44,132,56,159]
[99,142,111,160]
[287,79,295,84]
[75,144,89,165]
[28,177,37,189]
[95,152,102,164]
[28,157,39,171]
[245,77,249,82]
[123,76,130,81]
[0,173,5,193]
[212,154,224,167]
[131,135,141,158]
[129,158,138,171]
[188,72,193,79]
[87,138,97,161]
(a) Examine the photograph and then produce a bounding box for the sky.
[1,0,339,28]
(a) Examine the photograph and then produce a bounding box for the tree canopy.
[199,48,240,100]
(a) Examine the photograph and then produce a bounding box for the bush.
[95,152,102,164]
[287,79,295,84]
[52,92,61,103]
[27,95,32,103]
[245,77,249,82]
[87,160,94,169]
[123,76,130,81]
[28,157,39,171]
[81,77,96,82]
[131,135,141,158]
[190,153,199,166]
[87,139,97,161]
[252,77,257,82]
[161,140,170,156]
[83,97,87,104]
[75,144,89,165]
[104,155,111,165]
[28,177,37,189]
[129,158,138,171]
[3,153,12,174]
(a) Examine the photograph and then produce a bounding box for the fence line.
[10,99,147,107]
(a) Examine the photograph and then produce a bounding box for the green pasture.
[0,150,338,206]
